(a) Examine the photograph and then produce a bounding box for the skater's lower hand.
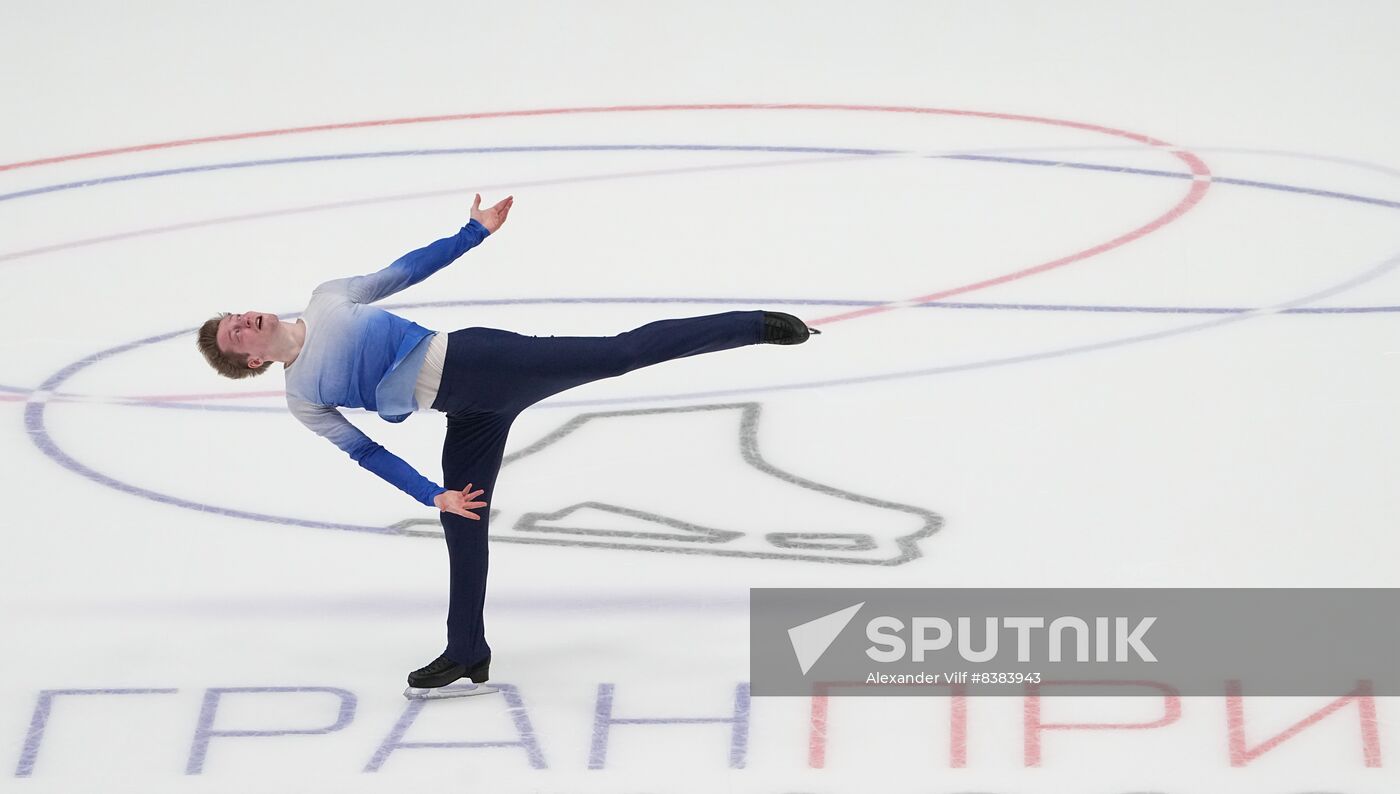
[435,484,488,520]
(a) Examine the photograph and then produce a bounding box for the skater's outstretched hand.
[435,484,489,521]
[471,194,513,234]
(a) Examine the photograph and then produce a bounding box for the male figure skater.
[195,195,818,698]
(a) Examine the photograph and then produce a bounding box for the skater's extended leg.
[451,310,767,412]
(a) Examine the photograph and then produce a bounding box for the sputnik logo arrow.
[788,602,865,675]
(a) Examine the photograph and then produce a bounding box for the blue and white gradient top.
[284,219,490,507]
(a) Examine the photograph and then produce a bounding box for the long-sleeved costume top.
[284,219,490,506]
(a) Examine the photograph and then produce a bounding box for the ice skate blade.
[403,683,500,701]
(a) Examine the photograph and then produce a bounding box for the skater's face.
[217,311,280,368]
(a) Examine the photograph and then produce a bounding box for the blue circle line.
[0,144,897,204]
[1211,175,1400,210]
[6,143,1400,213]
[7,296,1396,407]
[942,154,1400,210]
[942,153,1188,180]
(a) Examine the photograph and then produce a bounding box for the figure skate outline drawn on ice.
[389,402,944,566]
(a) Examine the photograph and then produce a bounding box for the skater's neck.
[276,320,307,368]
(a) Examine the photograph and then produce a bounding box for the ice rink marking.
[7,110,1399,535]
[2,143,1397,406]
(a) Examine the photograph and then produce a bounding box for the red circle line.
[0,103,1211,329]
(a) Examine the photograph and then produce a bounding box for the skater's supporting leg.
[437,409,514,667]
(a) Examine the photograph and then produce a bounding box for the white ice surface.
[1,1,1398,791]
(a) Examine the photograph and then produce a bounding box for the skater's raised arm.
[327,194,514,305]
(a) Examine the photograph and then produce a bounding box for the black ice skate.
[761,311,821,345]
[403,654,496,700]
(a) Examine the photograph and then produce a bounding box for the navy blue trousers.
[429,310,765,665]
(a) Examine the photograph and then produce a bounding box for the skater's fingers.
[465,488,484,499]
[464,500,488,510]
[462,509,481,521]
[472,194,481,211]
